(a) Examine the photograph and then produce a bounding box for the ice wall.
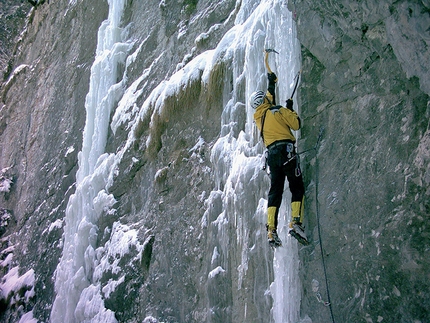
[206,1,303,322]
[50,0,133,322]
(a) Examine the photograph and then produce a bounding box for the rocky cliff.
[293,1,430,322]
[0,0,429,323]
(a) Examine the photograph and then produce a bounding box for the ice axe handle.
[289,71,301,99]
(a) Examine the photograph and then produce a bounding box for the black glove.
[267,72,277,83]
[286,99,294,111]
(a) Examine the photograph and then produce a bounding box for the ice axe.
[289,70,301,100]
[264,48,278,73]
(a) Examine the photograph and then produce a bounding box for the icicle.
[50,1,130,322]
[265,2,303,322]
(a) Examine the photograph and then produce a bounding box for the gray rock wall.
[292,0,430,322]
[0,0,32,80]
[0,1,108,322]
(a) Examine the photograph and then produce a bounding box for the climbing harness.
[282,148,300,177]
[280,127,323,176]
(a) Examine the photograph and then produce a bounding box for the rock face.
[0,0,428,323]
[0,0,31,80]
[1,1,108,322]
[292,1,430,322]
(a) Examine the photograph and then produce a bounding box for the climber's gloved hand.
[286,99,294,111]
[267,72,277,83]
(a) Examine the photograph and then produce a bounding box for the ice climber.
[250,51,308,247]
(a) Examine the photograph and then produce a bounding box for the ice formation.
[50,0,134,322]
[50,0,302,322]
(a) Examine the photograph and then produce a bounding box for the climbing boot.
[289,217,301,228]
[266,207,281,247]
[267,227,282,248]
[289,222,309,246]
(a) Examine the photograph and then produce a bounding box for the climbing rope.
[313,127,336,323]
[261,126,335,322]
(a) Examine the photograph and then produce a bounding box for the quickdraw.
[312,279,331,307]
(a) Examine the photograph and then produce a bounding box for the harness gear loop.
[278,143,301,177]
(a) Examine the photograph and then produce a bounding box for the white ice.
[50,0,132,322]
[18,311,38,323]
[203,0,303,321]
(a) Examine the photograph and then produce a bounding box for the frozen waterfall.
[50,0,302,322]
[210,1,303,322]
[50,0,132,322]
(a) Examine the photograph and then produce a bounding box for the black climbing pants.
[267,142,305,228]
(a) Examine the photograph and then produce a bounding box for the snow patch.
[143,316,159,323]
[208,266,226,279]
[48,219,64,233]
[102,276,125,299]
[93,222,143,281]
[65,146,75,157]
[0,253,13,268]
[0,167,13,193]
[211,246,220,264]
[0,266,35,304]
[158,0,166,9]
[0,209,12,233]
[4,64,29,88]
[18,311,38,323]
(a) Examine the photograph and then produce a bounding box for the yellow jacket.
[253,91,301,147]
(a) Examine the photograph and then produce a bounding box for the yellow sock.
[267,207,277,231]
[300,196,305,223]
[291,197,305,225]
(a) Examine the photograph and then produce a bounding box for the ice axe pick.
[265,48,279,54]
